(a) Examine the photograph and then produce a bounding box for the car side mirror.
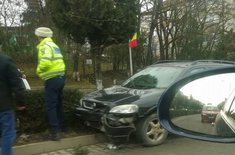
[158,67,235,143]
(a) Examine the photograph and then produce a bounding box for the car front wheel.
[136,113,168,146]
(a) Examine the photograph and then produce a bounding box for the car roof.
[151,60,235,68]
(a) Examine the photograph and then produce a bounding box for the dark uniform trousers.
[44,75,66,135]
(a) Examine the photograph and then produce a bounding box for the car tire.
[136,113,168,146]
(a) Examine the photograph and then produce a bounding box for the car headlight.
[109,105,138,114]
[79,99,83,106]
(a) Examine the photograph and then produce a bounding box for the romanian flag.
[129,33,137,48]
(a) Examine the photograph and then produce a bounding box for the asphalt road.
[87,135,235,155]
[172,114,217,135]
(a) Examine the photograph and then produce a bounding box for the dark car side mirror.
[158,67,235,143]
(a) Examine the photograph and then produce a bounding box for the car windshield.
[122,66,184,89]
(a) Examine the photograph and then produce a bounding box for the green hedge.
[16,87,83,133]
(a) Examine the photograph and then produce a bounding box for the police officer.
[34,27,66,141]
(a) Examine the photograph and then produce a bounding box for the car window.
[223,92,235,113]
[122,66,184,89]
[222,92,235,131]
[229,100,235,114]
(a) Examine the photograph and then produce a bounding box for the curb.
[13,134,107,155]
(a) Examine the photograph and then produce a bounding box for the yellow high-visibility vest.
[36,37,65,80]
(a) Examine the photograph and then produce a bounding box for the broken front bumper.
[74,107,103,129]
[102,114,136,145]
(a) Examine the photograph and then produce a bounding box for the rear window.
[203,106,219,111]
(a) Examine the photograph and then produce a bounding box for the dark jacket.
[0,53,26,112]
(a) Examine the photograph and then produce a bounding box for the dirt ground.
[14,124,101,146]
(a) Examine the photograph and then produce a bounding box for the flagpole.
[129,39,133,76]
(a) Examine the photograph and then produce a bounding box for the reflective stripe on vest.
[39,70,65,79]
[41,57,63,61]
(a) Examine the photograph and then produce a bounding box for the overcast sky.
[0,0,27,27]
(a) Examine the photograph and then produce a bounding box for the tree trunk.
[72,44,80,81]
[146,0,157,65]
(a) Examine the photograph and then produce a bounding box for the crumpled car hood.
[82,85,166,108]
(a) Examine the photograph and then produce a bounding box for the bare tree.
[0,0,27,27]
[150,0,233,60]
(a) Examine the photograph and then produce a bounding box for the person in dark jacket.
[0,53,26,155]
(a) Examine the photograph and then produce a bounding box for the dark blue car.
[74,60,235,146]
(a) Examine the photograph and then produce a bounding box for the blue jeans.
[44,76,65,135]
[0,110,16,155]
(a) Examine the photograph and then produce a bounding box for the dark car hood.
[83,85,166,108]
